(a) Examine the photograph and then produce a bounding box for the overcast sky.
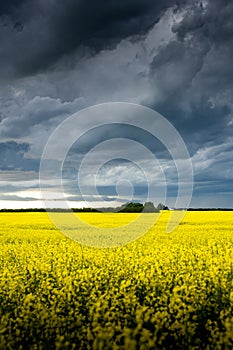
[0,0,233,209]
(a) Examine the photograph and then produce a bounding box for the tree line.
[0,202,168,213]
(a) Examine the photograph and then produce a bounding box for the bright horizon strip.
[0,200,232,210]
[0,200,128,210]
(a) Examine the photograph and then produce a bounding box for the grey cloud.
[0,170,38,183]
[0,141,38,171]
[192,141,233,182]
[0,96,85,139]
[0,194,38,201]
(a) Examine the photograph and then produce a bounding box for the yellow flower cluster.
[0,211,233,349]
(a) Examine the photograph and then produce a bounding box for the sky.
[0,0,233,209]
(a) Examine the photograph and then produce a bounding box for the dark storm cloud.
[171,0,233,93]
[149,0,233,153]
[171,0,233,95]
[173,0,233,45]
[0,0,25,17]
[0,0,186,79]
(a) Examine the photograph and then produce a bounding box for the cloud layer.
[0,0,233,208]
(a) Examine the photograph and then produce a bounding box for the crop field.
[1,211,233,350]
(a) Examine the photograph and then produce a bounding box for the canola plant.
[0,211,233,349]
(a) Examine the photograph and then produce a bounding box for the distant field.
[1,211,233,349]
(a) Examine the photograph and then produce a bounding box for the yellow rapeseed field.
[0,211,233,349]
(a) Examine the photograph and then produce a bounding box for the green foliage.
[118,202,144,213]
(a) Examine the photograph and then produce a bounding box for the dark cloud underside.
[0,0,187,78]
